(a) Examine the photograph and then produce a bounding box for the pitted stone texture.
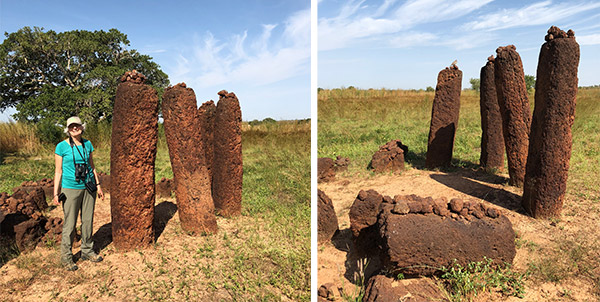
[523,26,580,218]
[110,75,158,250]
[334,156,350,172]
[213,90,243,217]
[318,157,336,183]
[480,58,505,171]
[426,66,462,168]
[19,178,54,199]
[14,218,47,252]
[120,69,146,84]
[494,45,531,187]
[198,100,216,182]
[163,84,217,234]
[370,140,408,173]
[318,190,339,244]
[98,172,111,194]
[364,275,450,302]
[377,197,515,276]
[156,177,173,198]
[349,189,385,253]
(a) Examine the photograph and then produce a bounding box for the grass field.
[318,86,600,301]
[318,87,599,201]
[0,119,310,301]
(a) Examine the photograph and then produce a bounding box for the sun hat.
[64,116,86,133]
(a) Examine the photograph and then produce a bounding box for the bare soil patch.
[318,168,600,301]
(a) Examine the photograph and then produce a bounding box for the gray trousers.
[61,188,96,262]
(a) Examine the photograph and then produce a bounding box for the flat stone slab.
[378,195,516,276]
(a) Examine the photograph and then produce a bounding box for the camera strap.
[69,136,89,182]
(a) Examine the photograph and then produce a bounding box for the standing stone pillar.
[163,83,217,234]
[110,70,158,250]
[198,100,216,182]
[523,27,580,218]
[425,65,462,169]
[213,90,243,217]
[480,56,505,171]
[494,45,531,187]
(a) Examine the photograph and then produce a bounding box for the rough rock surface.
[364,275,450,302]
[212,90,243,217]
[480,57,505,170]
[523,26,580,218]
[19,178,54,199]
[318,190,338,244]
[163,83,217,234]
[14,218,47,252]
[349,189,385,253]
[333,156,350,172]
[318,158,336,183]
[426,66,462,168]
[198,100,216,182]
[494,45,531,187]
[156,177,173,198]
[110,71,158,250]
[370,140,408,173]
[377,195,516,276]
[98,172,111,194]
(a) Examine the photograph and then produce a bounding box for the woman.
[52,116,104,271]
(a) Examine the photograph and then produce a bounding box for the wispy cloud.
[578,34,600,45]
[319,0,492,51]
[171,8,310,89]
[462,1,600,31]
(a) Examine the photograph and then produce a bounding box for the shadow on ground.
[91,200,178,253]
[331,228,382,284]
[430,170,524,213]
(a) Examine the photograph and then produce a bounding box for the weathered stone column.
[212,90,243,217]
[163,83,217,234]
[110,71,158,250]
[494,45,531,187]
[198,100,216,182]
[425,65,462,169]
[480,56,505,171]
[523,26,580,218]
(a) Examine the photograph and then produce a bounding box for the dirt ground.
[318,167,600,301]
[0,193,300,301]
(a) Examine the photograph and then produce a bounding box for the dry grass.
[0,122,44,155]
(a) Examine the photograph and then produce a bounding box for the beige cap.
[64,116,86,133]
[66,116,82,127]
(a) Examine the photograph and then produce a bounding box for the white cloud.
[389,32,437,48]
[463,1,600,31]
[319,0,492,51]
[578,34,600,45]
[171,8,310,89]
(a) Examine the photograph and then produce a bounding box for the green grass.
[319,87,599,199]
[319,86,600,298]
[441,258,526,302]
[0,119,310,301]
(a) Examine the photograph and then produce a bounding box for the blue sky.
[0,0,310,122]
[318,0,600,90]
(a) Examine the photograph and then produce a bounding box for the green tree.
[470,78,480,92]
[0,26,169,124]
[524,75,535,91]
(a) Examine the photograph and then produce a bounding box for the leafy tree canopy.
[524,75,535,92]
[0,26,169,124]
[469,78,480,93]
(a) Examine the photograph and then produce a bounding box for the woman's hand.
[97,186,104,201]
[52,194,60,206]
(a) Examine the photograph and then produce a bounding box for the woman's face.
[68,124,83,136]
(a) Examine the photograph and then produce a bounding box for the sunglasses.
[68,124,82,129]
